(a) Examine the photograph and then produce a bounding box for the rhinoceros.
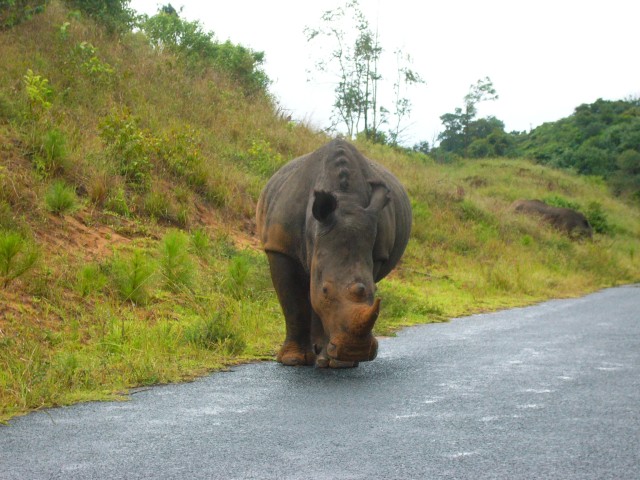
[256,139,412,368]
[512,199,593,238]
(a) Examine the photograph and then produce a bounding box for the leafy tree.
[388,50,425,145]
[437,77,499,156]
[412,140,430,155]
[305,0,423,143]
[611,149,640,201]
[63,0,136,34]
[515,97,640,198]
[0,0,47,29]
[142,5,269,94]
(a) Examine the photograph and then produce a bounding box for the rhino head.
[307,182,390,363]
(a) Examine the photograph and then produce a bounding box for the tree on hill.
[305,0,424,144]
[63,0,136,34]
[0,0,47,29]
[434,77,512,158]
[516,97,640,201]
[141,4,269,94]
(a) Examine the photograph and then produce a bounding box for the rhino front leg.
[266,252,315,366]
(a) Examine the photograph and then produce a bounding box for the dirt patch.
[34,212,131,261]
[194,201,261,252]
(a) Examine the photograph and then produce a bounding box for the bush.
[544,195,580,211]
[183,309,246,354]
[189,228,210,258]
[99,110,151,189]
[44,180,78,215]
[143,189,173,222]
[225,253,250,299]
[63,0,136,35]
[110,249,155,305]
[141,8,269,93]
[23,68,52,115]
[0,230,38,288]
[159,230,194,292]
[104,186,130,216]
[72,41,115,84]
[75,263,108,297]
[0,0,47,29]
[0,200,17,230]
[585,201,613,235]
[35,129,69,176]
[246,139,284,177]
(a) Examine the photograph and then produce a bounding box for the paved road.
[1,285,639,479]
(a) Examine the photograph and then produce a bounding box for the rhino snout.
[327,336,378,362]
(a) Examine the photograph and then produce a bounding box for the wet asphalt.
[1,285,639,480]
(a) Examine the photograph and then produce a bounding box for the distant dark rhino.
[256,139,412,368]
[512,199,593,238]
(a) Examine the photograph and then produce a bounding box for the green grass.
[0,2,639,422]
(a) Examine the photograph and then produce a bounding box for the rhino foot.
[277,341,316,366]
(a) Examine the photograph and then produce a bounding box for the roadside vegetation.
[1,1,639,422]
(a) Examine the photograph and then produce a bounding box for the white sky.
[129,0,640,146]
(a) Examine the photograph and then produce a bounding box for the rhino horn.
[351,298,381,335]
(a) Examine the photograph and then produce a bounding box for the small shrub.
[153,126,204,184]
[23,69,52,114]
[143,189,173,222]
[0,0,47,29]
[45,180,78,215]
[0,91,18,120]
[190,228,210,258]
[211,233,237,258]
[104,186,130,216]
[457,199,495,226]
[63,0,136,34]
[585,201,612,235]
[521,234,533,246]
[544,195,580,211]
[0,200,17,231]
[0,230,38,288]
[159,230,194,292]
[87,170,111,206]
[225,253,250,298]
[246,140,284,177]
[99,111,151,189]
[110,249,156,305]
[34,129,69,176]
[183,310,246,354]
[73,41,115,84]
[75,263,108,297]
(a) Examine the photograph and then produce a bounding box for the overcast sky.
[129,0,640,146]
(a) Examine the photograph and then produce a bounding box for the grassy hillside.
[1,3,639,422]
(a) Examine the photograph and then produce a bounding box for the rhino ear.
[312,190,338,222]
[367,182,390,214]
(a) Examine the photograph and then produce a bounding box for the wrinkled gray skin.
[256,139,412,368]
[513,199,593,239]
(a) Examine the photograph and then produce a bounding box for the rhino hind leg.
[267,252,315,366]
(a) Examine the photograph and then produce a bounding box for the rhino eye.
[322,286,329,295]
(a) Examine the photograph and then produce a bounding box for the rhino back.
[257,140,411,278]
[256,153,317,260]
